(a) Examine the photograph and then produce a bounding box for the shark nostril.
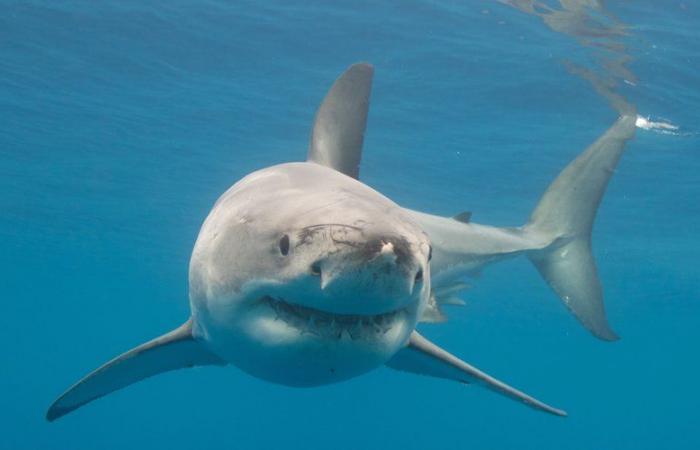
[414,269,423,283]
[310,261,322,276]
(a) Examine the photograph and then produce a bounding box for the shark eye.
[279,235,290,256]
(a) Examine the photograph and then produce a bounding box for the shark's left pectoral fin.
[46,319,225,421]
[307,62,373,179]
[386,331,567,417]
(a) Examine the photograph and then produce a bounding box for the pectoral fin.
[386,331,566,417]
[47,319,224,421]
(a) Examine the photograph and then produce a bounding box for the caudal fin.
[526,115,636,341]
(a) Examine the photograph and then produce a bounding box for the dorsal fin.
[453,211,472,223]
[307,63,374,179]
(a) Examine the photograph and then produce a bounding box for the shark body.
[47,63,636,421]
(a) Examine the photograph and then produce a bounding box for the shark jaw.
[197,290,420,387]
[260,295,410,341]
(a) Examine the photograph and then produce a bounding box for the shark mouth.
[260,296,408,341]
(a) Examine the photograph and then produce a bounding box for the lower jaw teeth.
[262,296,400,340]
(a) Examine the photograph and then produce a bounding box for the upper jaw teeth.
[261,296,404,340]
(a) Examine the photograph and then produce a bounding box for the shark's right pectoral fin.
[386,331,567,417]
[46,319,225,422]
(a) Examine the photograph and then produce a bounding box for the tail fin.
[526,115,636,341]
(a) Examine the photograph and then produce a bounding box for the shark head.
[189,162,431,386]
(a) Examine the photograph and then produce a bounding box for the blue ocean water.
[1,1,699,449]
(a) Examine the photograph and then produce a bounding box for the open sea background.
[1,1,698,449]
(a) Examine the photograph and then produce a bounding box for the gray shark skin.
[47,63,636,422]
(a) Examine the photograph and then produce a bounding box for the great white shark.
[47,63,636,421]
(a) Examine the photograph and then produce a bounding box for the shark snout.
[376,240,398,264]
[309,235,424,314]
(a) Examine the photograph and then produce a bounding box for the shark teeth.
[261,296,404,341]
